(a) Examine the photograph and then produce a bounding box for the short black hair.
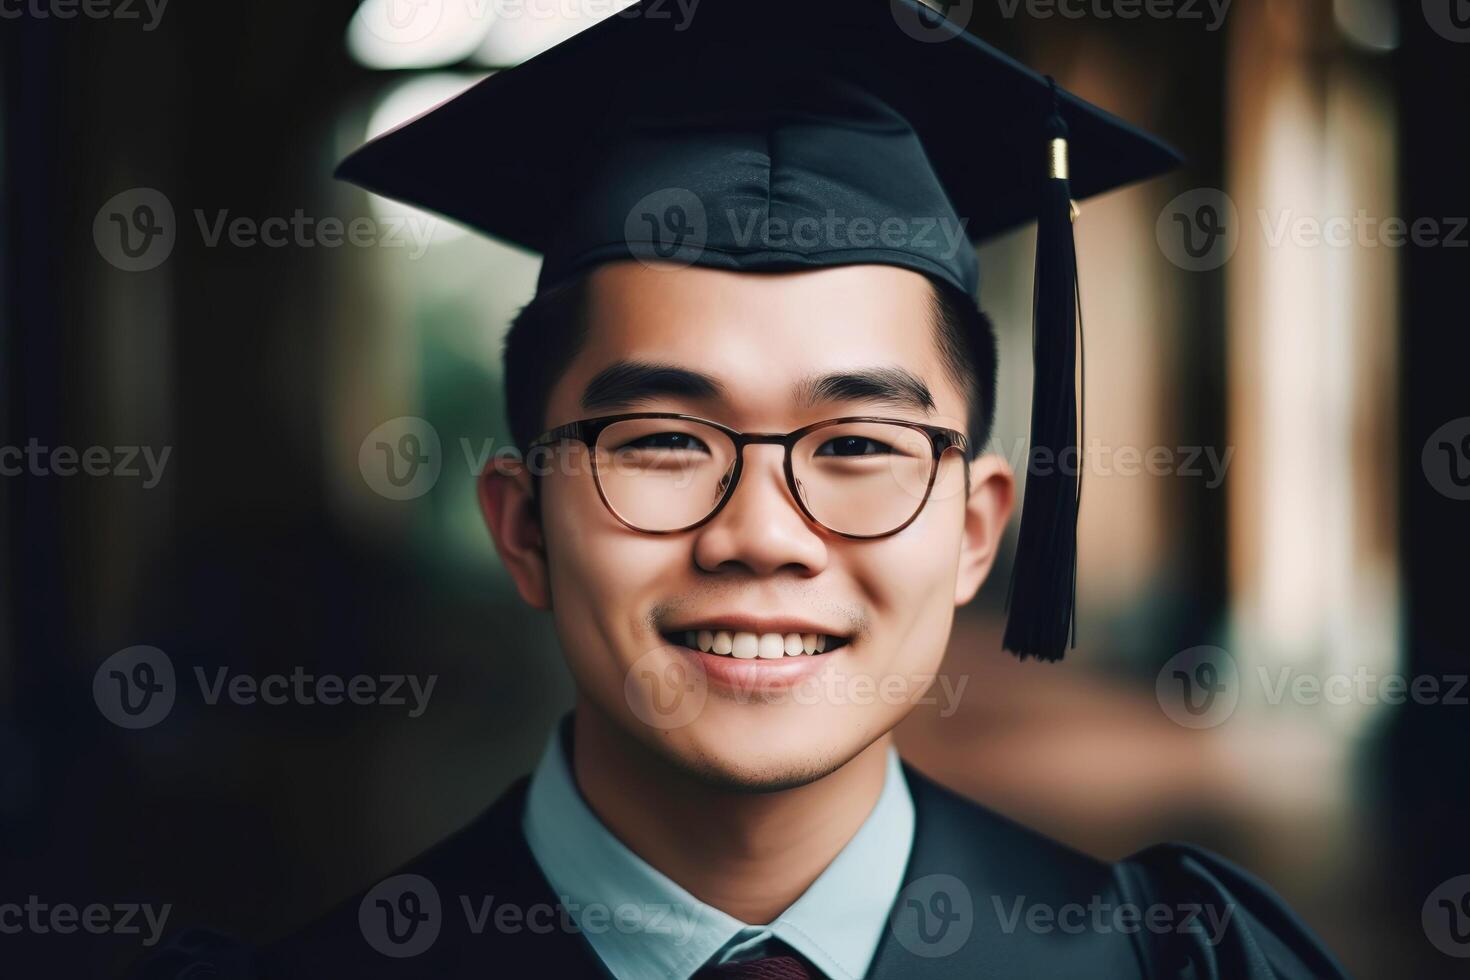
[927,279,998,460]
[502,272,997,459]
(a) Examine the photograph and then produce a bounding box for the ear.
[954,453,1016,606]
[478,455,552,610]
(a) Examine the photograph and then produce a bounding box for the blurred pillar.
[1225,0,1400,732]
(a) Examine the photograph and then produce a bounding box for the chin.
[599,632,923,791]
[637,698,895,794]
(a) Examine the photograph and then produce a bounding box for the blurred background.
[2,0,1467,976]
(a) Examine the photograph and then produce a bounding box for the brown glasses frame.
[528,412,970,539]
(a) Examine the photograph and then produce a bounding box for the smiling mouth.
[661,629,850,659]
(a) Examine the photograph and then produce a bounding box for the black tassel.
[1003,78,1082,662]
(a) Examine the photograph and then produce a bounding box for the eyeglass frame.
[526,412,971,539]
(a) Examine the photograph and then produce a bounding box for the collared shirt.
[521,722,915,980]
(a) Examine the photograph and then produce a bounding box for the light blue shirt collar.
[521,722,915,980]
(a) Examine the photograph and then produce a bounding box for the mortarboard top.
[336,0,1184,662]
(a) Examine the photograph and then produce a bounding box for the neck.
[569,698,891,924]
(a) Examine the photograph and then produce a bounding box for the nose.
[691,444,829,578]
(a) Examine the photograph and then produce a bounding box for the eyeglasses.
[527,412,969,538]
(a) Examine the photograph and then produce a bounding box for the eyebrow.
[581,359,935,416]
[581,360,726,411]
[793,367,936,415]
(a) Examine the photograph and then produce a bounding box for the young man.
[143,1,1347,978]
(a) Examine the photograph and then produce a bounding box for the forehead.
[543,262,967,429]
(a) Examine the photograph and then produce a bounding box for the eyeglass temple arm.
[931,427,969,458]
[528,419,595,450]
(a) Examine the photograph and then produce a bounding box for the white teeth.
[679,628,838,657]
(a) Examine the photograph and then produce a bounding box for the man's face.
[488,261,1011,790]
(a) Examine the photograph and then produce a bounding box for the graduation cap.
[336,0,1182,661]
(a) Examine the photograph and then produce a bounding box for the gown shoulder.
[876,765,1350,979]
[133,770,1352,980]
[1110,841,1351,979]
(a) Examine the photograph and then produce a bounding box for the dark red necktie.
[693,950,816,979]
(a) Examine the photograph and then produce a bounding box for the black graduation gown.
[135,765,1349,979]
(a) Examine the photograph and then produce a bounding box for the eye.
[621,431,711,453]
[815,435,895,457]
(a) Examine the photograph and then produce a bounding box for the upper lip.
[662,614,850,638]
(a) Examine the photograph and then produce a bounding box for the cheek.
[846,490,965,668]
[540,472,684,670]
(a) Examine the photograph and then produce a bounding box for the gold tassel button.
[1048,136,1069,181]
